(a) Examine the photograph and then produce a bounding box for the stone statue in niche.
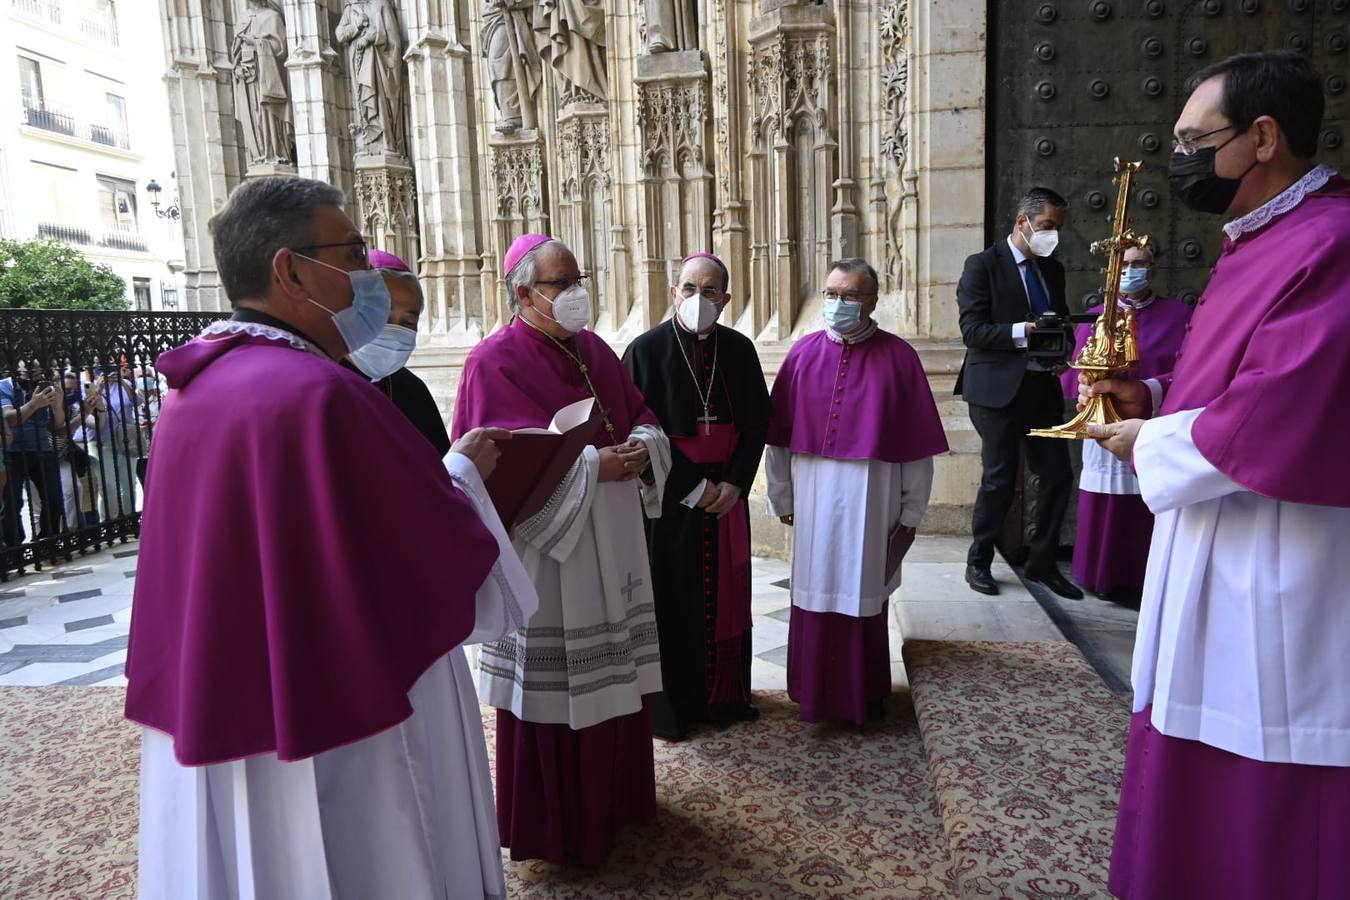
[336,0,408,157]
[230,0,293,166]
[645,0,697,53]
[535,0,609,103]
[482,0,542,134]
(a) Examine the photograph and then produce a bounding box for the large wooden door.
[987,0,1348,309]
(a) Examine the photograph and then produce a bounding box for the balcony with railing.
[37,222,92,245]
[79,9,118,46]
[10,0,119,46]
[9,0,62,25]
[98,224,147,253]
[22,104,130,151]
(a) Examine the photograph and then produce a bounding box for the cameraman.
[954,187,1080,599]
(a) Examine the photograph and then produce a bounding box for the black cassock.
[622,320,771,739]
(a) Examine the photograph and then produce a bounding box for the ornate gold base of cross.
[1029,157,1145,441]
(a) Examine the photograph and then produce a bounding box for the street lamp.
[146,179,181,221]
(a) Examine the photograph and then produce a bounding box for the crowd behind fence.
[0,309,225,579]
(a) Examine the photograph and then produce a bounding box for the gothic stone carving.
[536,0,609,103]
[482,0,542,134]
[490,138,546,223]
[879,1,910,169]
[879,0,910,289]
[230,0,294,167]
[355,164,418,257]
[645,0,697,53]
[336,0,408,157]
[637,81,707,178]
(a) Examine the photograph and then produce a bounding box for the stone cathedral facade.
[157,0,992,539]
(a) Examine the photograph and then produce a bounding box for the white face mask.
[532,283,592,333]
[349,323,417,381]
[1022,221,1060,258]
[676,295,719,333]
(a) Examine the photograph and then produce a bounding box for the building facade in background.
[1,0,186,310]
[151,1,1348,544]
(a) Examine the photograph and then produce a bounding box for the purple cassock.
[453,315,662,867]
[1059,295,1190,596]
[124,324,499,766]
[1109,172,1350,899]
[768,328,948,725]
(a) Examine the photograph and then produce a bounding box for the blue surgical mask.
[823,297,864,334]
[1119,268,1150,295]
[349,324,417,381]
[297,254,391,353]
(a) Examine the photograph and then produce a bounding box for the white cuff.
[1011,321,1028,348]
[1135,407,1243,514]
[680,478,708,509]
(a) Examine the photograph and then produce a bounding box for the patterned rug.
[0,687,138,900]
[500,691,953,899]
[0,687,954,899]
[903,641,1131,900]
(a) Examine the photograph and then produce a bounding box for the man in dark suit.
[955,186,1082,599]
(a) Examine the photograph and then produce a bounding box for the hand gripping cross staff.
[1030,157,1147,440]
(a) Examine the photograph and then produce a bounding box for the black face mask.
[1168,131,1257,215]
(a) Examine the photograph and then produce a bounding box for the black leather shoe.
[1027,568,1084,600]
[965,565,1000,595]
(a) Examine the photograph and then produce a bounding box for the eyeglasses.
[678,283,724,300]
[292,239,370,268]
[535,274,590,291]
[1171,124,1239,157]
[821,289,877,302]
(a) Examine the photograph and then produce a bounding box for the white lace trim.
[825,320,879,345]
[199,320,324,356]
[1223,164,1337,241]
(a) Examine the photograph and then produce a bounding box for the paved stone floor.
[0,534,1132,694]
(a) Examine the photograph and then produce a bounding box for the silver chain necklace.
[672,318,719,435]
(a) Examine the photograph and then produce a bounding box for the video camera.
[1025,312,1100,365]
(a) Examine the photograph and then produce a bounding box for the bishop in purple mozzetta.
[765,258,948,726]
[455,234,672,867]
[1059,243,1190,608]
[126,177,538,899]
[1082,52,1350,899]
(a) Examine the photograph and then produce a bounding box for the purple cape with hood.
[766,328,949,463]
[125,324,499,765]
[451,315,657,442]
[1157,172,1350,506]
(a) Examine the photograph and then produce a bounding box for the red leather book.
[484,398,603,531]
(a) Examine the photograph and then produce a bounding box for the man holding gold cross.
[1084,51,1350,899]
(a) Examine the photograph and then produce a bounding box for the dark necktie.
[1022,261,1051,316]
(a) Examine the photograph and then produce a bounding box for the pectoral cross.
[621,573,644,605]
[697,407,716,435]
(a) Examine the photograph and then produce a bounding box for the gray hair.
[208,176,346,306]
[505,240,559,311]
[828,257,880,294]
[1016,186,1068,221]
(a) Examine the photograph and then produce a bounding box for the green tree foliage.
[0,238,128,310]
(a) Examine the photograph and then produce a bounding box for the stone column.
[634,50,712,333]
[280,0,349,192]
[708,0,748,326]
[160,0,246,311]
[405,2,490,340]
[556,103,619,329]
[747,1,836,341]
[487,130,549,329]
